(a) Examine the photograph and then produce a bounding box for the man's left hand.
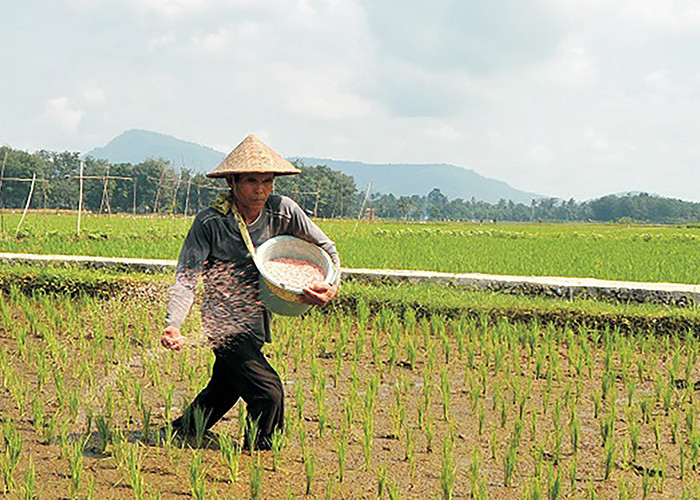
[301,282,338,307]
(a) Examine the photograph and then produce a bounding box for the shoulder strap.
[231,203,262,268]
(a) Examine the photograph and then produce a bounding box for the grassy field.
[1,205,700,499]
[2,276,700,499]
[2,212,700,283]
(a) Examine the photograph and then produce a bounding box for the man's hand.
[161,325,188,351]
[301,282,338,307]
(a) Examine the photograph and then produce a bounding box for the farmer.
[160,134,340,449]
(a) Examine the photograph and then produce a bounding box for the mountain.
[293,158,541,204]
[87,130,544,203]
[86,129,225,171]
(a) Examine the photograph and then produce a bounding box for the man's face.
[232,173,274,213]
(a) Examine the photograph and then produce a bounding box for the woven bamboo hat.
[206,134,301,178]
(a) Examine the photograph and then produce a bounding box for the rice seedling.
[126,443,145,500]
[0,420,22,494]
[218,430,240,483]
[249,453,263,500]
[376,463,388,498]
[439,433,456,500]
[189,451,206,500]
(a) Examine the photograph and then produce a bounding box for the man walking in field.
[160,134,340,449]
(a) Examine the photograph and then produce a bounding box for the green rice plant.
[626,378,636,407]
[569,456,577,490]
[68,437,85,499]
[528,477,542,500]
[325,473,335,500]
[270,426,284,471]
[95,415,111,454]
[469,447,481,497]
[0,420,22,494]
[628,416,640,462]
[478,403,486,436]
[245,415,260,455]
[22,458,36,500]
[500,397,507,429]
[603,436,615,480]
[618,477,634,500]
[641,468,650,499]
[688,402,698,435]
[571,407,580,456]
[370,326,380,365]
[404,336,416,369]
[362,411,374,470]
[189,451,206,500]
[440,366,450,422]
[425,413,435,453]
[439,434,455,500]
[336,421,348,482]
[295,381,305,422]
[218,431,240,483]
[376,463,387,498]
[653,418,661,450]
[670,409,679,444]
[599,407,615,446]
[250,453,264,500]
[404,424,416,482]
[303,446,315,495]
[547,465,561,500]
[126,444,145,500]
[504,438,517,487]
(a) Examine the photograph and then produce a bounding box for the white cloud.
[529,144,554,164]
[44,97,84,132]
[129,0,208,18]
[582,128,608,151]
[81,83,106,104]
[274,65,375,121]
[546,33,597,86]
[425,125,463,143]
[190,28,232,54]
[149,33,176,51]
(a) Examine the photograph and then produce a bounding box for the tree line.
[1,145,699,223]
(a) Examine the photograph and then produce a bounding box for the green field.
[1,212,700,283]
[0,276,699,498]
[1,210,700,498]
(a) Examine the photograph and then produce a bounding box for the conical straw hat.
[206,134,301,178]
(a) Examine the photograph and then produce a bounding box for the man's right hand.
[161,325,187,351]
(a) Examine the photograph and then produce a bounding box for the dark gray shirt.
[166,193,340,345]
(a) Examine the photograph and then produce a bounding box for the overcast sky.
[2,0,700,201]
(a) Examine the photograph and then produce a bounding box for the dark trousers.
[173,337,284,448]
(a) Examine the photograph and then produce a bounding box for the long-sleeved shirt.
[166,192,340,346]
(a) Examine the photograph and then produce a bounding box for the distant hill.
[294,158,542,204]
[86,129,224,171]
[87,129,544,203]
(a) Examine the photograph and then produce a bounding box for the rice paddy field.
[2,212,700,283]
[2,212,700,498]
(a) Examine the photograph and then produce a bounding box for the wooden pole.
[133,178,137,215]
[0,150,7,233]
[153,167,165,214]
[184,180,191,217]
[170,172,181,215]
[16,172,36,237]
[77,160,84,235]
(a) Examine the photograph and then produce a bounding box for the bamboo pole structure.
[77,160,84,235]
[0,151,7,233]
[184,179,191,217]
[16,172,36,237]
